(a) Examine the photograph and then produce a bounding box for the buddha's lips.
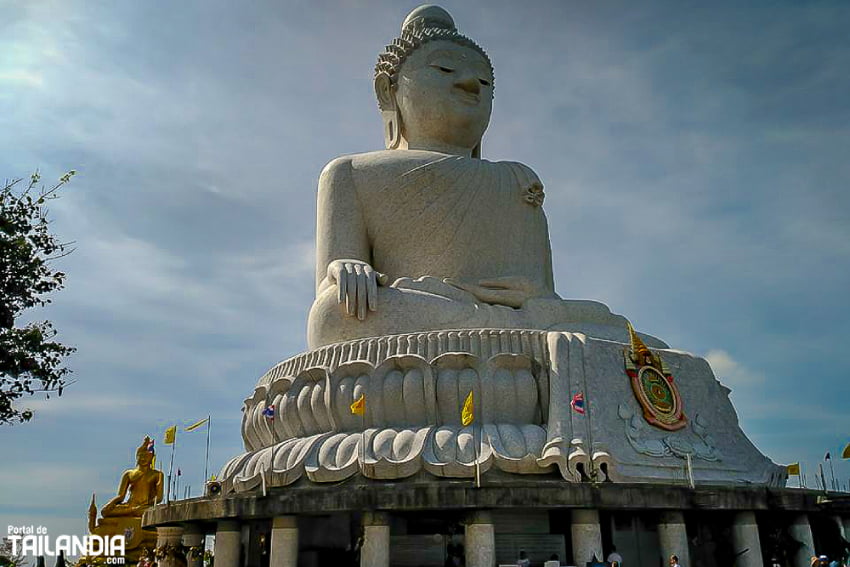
[453,89,480,104]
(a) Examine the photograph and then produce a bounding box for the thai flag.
[146,439,155,453]
[570,392,586,414]
[262,405,275,420]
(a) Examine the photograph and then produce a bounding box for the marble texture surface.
[218,329,785,493]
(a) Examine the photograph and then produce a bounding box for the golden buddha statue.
[87,437,163,561]
[100,436,164,516]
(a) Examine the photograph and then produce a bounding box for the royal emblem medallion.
[624,322,686,431]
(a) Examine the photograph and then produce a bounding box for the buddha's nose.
[455,74,480,95]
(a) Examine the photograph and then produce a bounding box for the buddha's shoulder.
[322,150,540,174]
[322,150,447,175]
[320,151,542,192]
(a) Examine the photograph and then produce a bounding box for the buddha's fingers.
[364,265,379,312]
[344,263,357,316]
[355,264,367,320]
[447,278,527,307]
[337,265,347,306]
[470,287,526,308]
[476,276,537,293]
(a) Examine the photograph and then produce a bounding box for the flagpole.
[203,415,211,488]
[474,422,481,489]
[827,455,837,491]
[167,438,176,503]
[272,405,277,446]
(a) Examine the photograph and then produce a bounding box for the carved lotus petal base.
[219,329,787,494]
[221,423,551,494]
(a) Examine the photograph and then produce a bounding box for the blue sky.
[2,0,849,543]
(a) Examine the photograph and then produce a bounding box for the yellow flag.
[786,463,800,475]
[350,393,366,416]
[185,417,209,432]
[164,425,177,445]
[461,390,474,426]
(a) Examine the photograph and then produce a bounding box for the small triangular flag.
[350,393,366,416]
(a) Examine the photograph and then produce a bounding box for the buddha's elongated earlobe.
[375,73,402,149]
[382,110,402,149]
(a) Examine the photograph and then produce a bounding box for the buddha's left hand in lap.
[445,276,550,308]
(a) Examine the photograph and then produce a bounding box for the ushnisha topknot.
[375,4,494,107]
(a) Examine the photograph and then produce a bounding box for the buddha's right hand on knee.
[327,259,388,321]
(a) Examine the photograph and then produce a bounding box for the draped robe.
[309,149,647,349]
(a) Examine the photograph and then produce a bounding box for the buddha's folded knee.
[307,282,491,348]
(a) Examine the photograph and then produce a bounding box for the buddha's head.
[375,5,494,157]
[135,436,155,467]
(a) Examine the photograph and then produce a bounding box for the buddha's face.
[137,450,153,467]
[395,40,493,151]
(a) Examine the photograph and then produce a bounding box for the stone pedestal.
[657,511,689,567]
[156,526,185,567]
[214,521,242,567]
[182,528,205,567]
[465,512,495,567]
[731,512,762,567]
[361,512,390,567]
[789,515,815,567]
[843,517,850,544]
[571,509,603,566]
[270,516,298,567]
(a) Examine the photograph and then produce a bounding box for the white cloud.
[705,349,766,387]
[21,392,177,419]
[0,70,44,87]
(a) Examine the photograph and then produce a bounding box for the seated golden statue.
[101,436,164,516]
[307,5,638,349]
[88,437,163,561]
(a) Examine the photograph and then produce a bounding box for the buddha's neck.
[403,137,474,158]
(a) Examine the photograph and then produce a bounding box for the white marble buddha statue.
[308,5,652,349]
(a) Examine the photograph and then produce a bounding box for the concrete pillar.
[731,512,763,567]
[270,516,298,567]
[571,509,603,566]
[657,511,690,567]
[361,512,390,567]
[155,526,185,567]
[465,511,495,567]
[182,528,205,567]
[214,521,241,567]
[788,514,815,567]
[832,515,846,541]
